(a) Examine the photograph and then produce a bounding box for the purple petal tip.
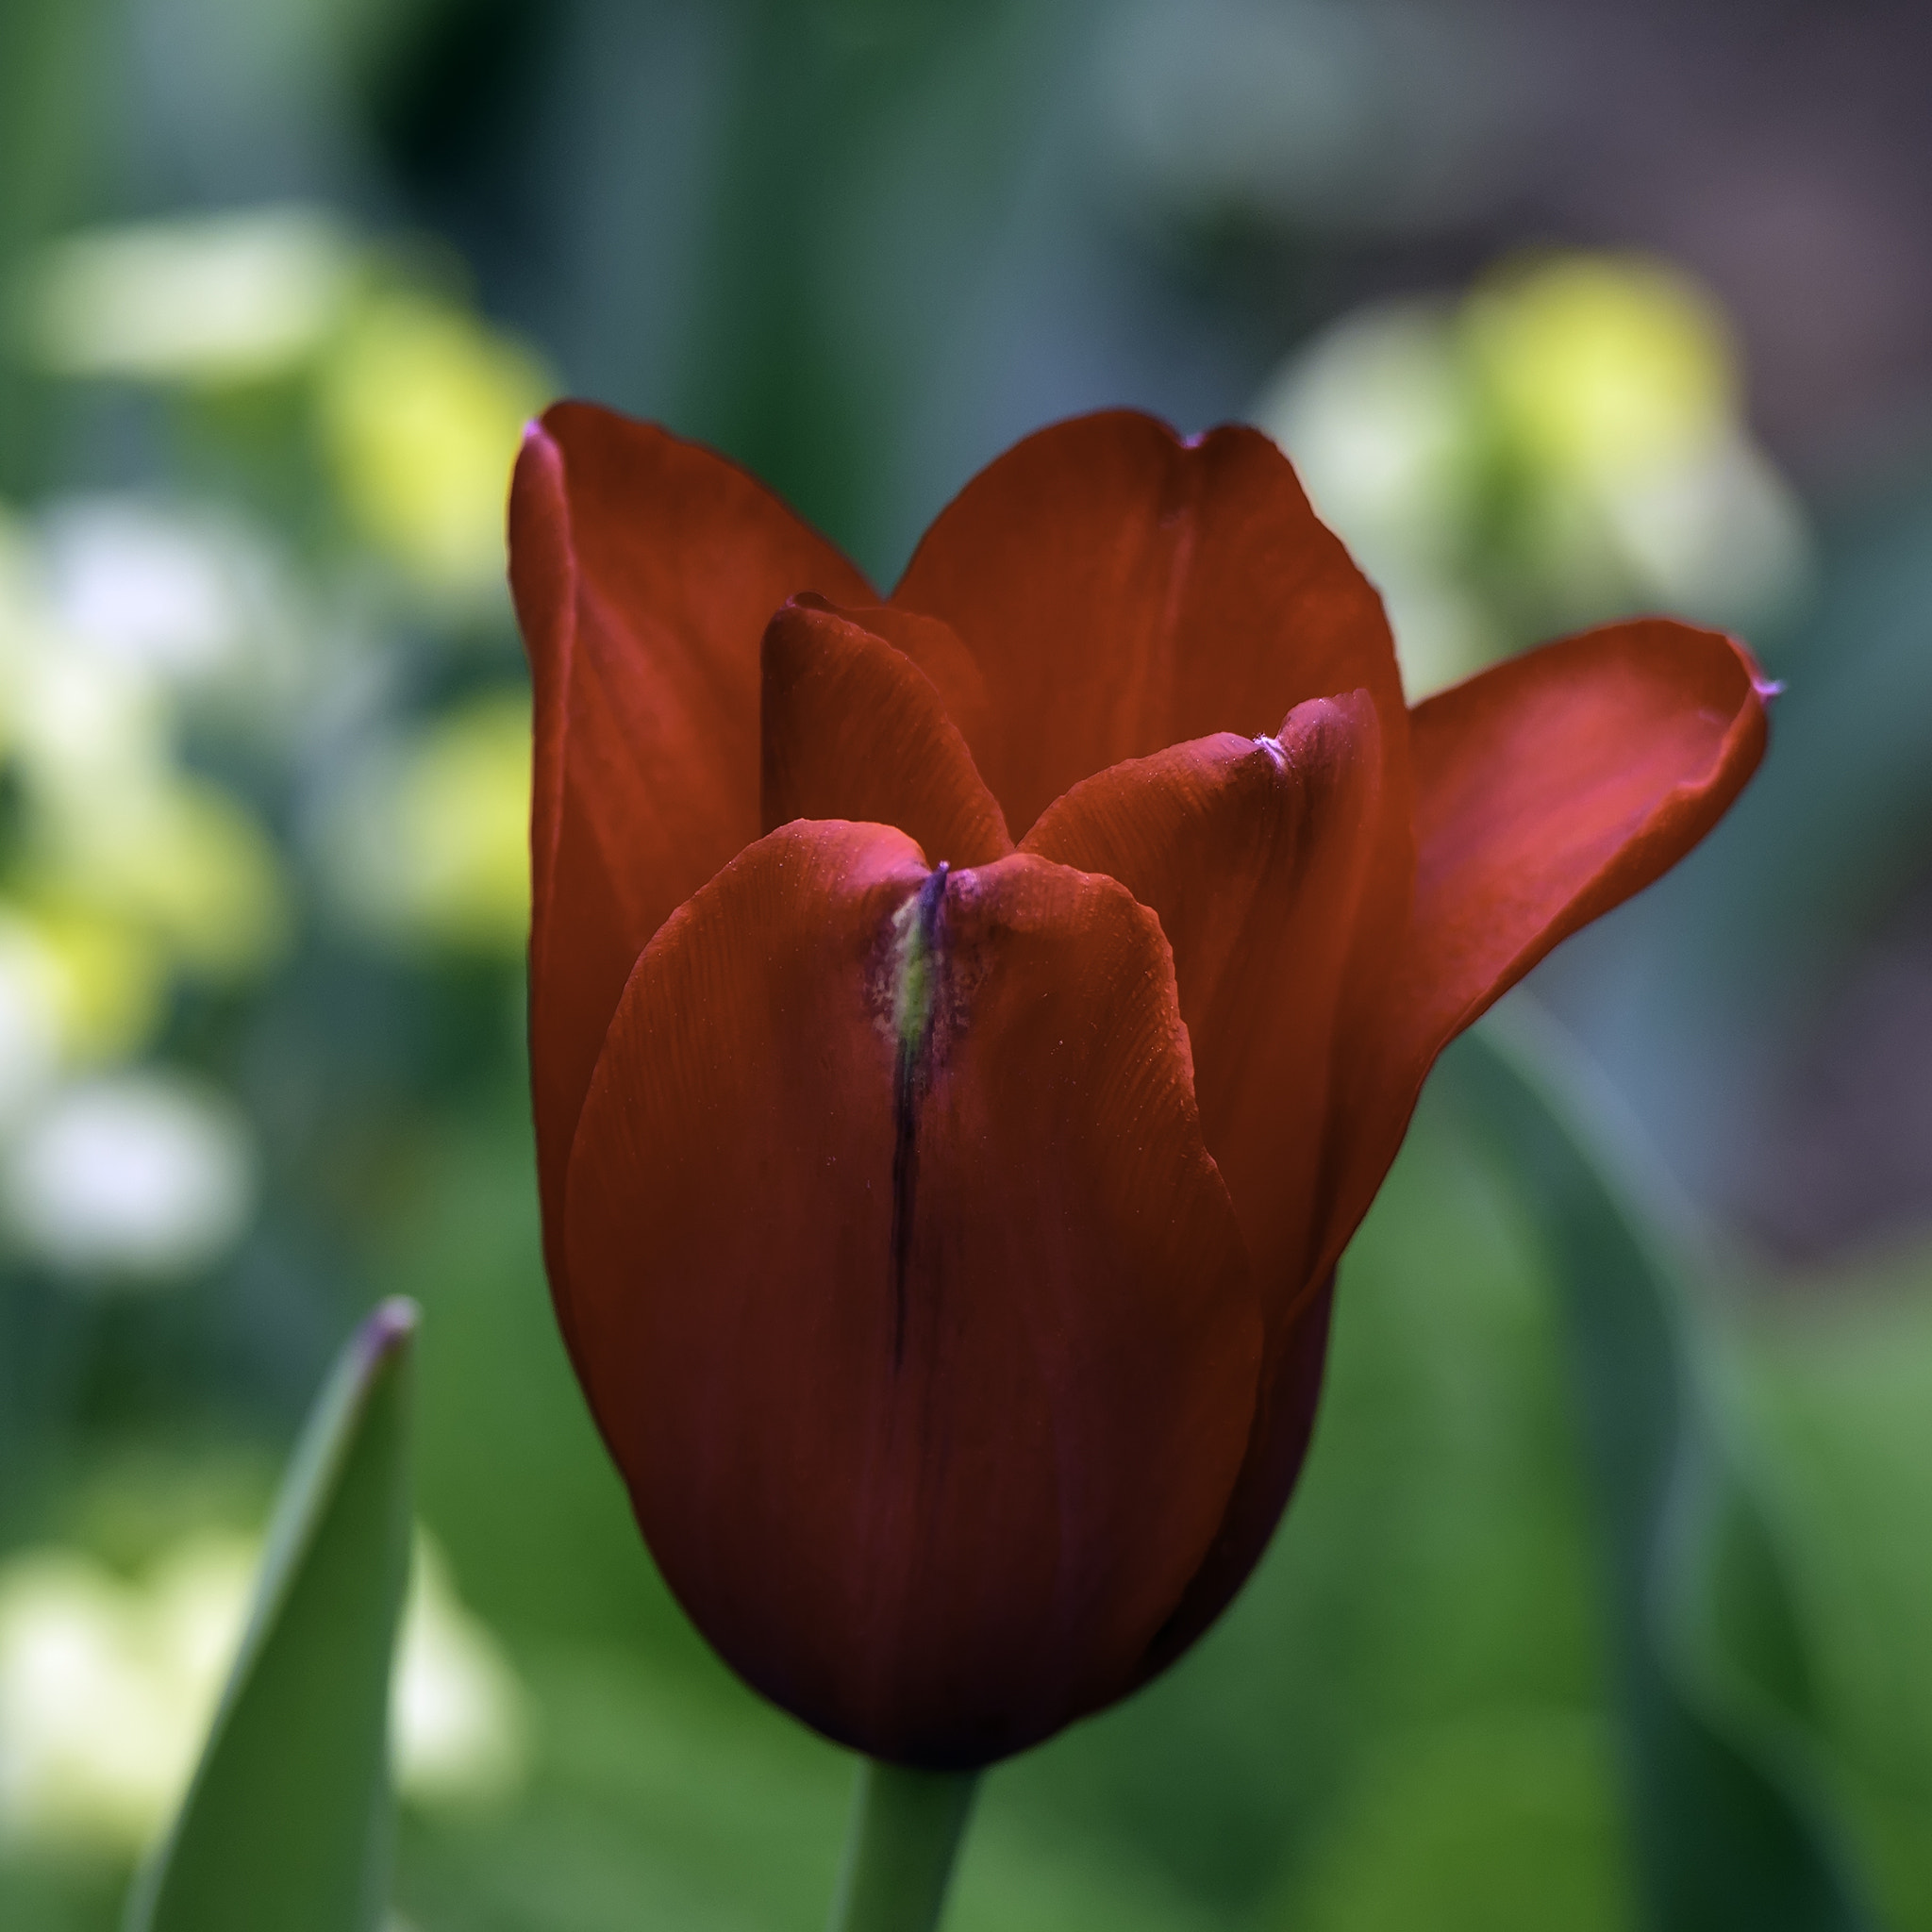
[358,1296,420,1365]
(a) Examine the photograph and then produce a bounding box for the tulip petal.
[565,822,1260,1767]
[1023,691,1393,1306]
[1133,623,1767,1688]
[822,600,1004,764]
[1398,618,1770,1055]
[1138,1273,1335,1683]
[509,403,871,1353]
[890,410,1409,840]
[1324,617,1770,1282]
[761,598,1013,865]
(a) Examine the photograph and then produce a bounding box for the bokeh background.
[1,1,1928,1926]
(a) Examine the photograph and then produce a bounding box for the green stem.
[825,1758,980,1932]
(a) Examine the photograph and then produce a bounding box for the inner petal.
[1024,690,1396,1302]
[761,596,1012,867]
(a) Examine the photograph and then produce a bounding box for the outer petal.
[890,410,1410,841]
[1023,691,1391,1307]
[1398,617,1770,1059]
[1024,694,1396,1690]
[1141,621,1769,1682]
[1137,1274,1334,1682]
[564,822,1260,1767]
[509,402,871,1354]
[1324,617,1773,1273]
[761,597,1013,865]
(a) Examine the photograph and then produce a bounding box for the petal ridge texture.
[563,823,1261,1767]
[1324,616,1772,1281]
[508,399,1772,1767]
[890,410,1411,840]
[760,597,1013,865]
[511,404,870,1354]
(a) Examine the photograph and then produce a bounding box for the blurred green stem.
[825,1759,978,1932]
[0,0,108,497]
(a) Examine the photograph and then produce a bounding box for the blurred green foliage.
[47,1045,1924,1932]
[7,1010,1932,1928]
[1457,1019,1870,1929]
[1,1,1929,1926]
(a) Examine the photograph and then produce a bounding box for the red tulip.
[508,403,1769,1770]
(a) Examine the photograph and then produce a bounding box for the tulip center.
[888,863,949,1364]
[891,863,950,1061]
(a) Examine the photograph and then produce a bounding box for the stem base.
[826,1758,979,1932]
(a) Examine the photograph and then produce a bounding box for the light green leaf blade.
[1454,1011,1871,1932]
[124,1297,419,1932]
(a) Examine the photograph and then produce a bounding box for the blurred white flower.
[0,502,291,1079]
[43,503,243,683]
[1597,432,1812,632]
[38,497,293,694]
[8,641,169,801]
[1368,575,1501,709]
[1255,300,1502,694]
[1467,256,1814,631]
[0,1550,223,1852]
[1254,298,1481,580]
[2,1072,257,1282]
[393,1539,530,1807]
[1,491,322,759]
[21,208,358,387]
[0,1527,526,1856]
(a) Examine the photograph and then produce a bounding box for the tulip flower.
[508,405,1769,1779]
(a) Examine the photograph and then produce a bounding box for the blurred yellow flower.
[1465,254,1736,478]
[0,508,291,1033]
[1255,249,1809,697]
[51,778,291,983]
[325,689,533,955]
[0,921,62,1121]
[17,908,168,1069]
[318,294,551,598]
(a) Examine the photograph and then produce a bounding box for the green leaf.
[1452,1010,1872,1932]
[123,1298,419,1932]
